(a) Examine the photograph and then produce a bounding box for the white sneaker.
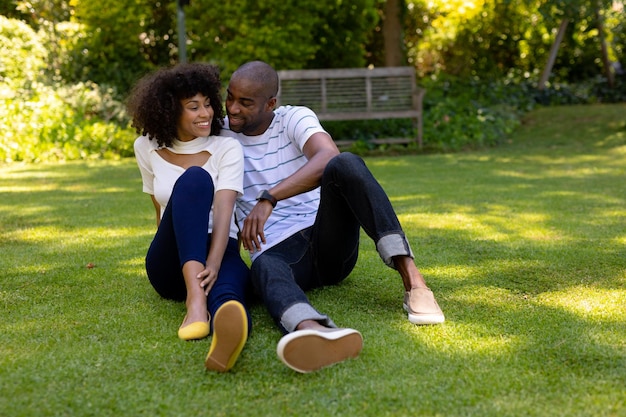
[276,327,363,373]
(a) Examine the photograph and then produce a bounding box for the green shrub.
[322,118,416,143]
[0,16,135,163]
[0,16,47,86]
[0,81,135,163]
[422,98,520,152]
[411,72,622,153]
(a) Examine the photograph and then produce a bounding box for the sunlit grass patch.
[536,286,626,322]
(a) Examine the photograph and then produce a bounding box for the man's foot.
[276,328,363,373]
[403,287,445,325]
[205,301,248,372]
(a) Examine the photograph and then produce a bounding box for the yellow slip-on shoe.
[205,301,248,372]
[178,320,210,341]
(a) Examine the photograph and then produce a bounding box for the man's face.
[225,77,274,136]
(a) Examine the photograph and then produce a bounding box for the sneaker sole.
[403,303,445,325]
[277,328,363,373]
[205,301,248,372]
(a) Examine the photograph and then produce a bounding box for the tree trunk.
[382,0,405,67]
[538,18,569,90]
[595,2,615,88]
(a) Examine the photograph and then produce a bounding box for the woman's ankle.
[183,299,208,325]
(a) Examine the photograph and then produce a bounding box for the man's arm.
[268,131,340,201]
[240,131,339,252]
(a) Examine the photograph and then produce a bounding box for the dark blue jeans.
[145,167,251,328]
[251,153,413,333]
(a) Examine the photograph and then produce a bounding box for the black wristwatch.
[256,189,277,208]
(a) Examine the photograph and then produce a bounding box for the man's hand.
[241,200,274,252]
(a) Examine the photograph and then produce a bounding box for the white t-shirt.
[134,134,244,239]
[222,105,328,261]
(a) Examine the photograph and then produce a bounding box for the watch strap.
[257,190,277,208]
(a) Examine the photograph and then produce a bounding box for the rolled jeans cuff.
[377,233,415,268]
[280,302,337,333]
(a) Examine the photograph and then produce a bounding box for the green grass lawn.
[1,104,625,417]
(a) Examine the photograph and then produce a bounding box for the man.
[223,61,444,373]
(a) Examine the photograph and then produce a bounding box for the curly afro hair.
[126,62,224,147]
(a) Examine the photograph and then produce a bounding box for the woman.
[127,62,250,372]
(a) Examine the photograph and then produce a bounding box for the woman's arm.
[198,188,237,294]
[150,195,161,228]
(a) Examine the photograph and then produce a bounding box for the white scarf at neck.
[169,136,210,154]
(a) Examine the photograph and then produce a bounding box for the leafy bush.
[0,16,135,163]
[421,98,521,152]
[322,118,415,143]
[0,16,47,86]
[0,81,135,163]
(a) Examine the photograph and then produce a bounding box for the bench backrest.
[276,67,424,147]
[276,67,422,121]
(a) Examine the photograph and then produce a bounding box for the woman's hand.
[197,263,220,296]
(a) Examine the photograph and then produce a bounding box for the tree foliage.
[67,0,173,94]
[1,0,624,162]
[52,0,381,92]
[183,0,379,77]
[405,0,624,83]
[5,0,622,91]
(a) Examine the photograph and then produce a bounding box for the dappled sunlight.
[424,258,546,283]
[393,300,525,354]
[493,156,620,180]
[400,319,524,357]
[3,225,62,243]
[538,189,622,204]
[0,204,52,218]
[119,257,146,269]
[0,184,58,193]
[2,261,60,275]
[394,280,625,393]
[0,182,131,194]
[609,144,626,156]
[536,286,626,322]
[390,194,432,203]
[116,257,148,278]
[1,223,151,280]
[422,264,483,281]
[0,167,74,180]
[447,285,528,306]
[367,158,413,168]
[585,207,626,227]
[400,209,564,243]
[613,235,626,245]
[5,225,149,245]
[597,130,626,148]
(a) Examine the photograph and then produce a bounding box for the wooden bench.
[276,67,425,148]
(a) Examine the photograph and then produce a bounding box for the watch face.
[256,190,265,199]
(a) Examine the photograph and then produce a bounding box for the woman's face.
[176,93,214,141]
